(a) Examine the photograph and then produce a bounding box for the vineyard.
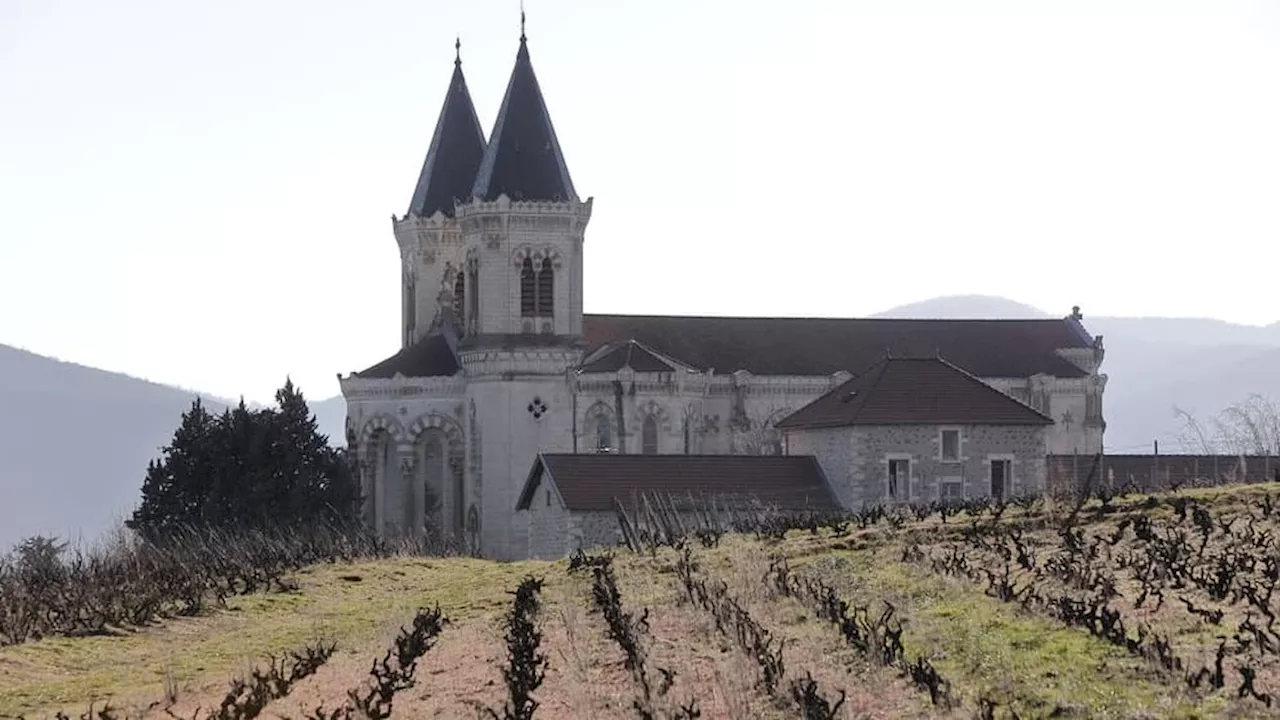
[5,482,1280,718]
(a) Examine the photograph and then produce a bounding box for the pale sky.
[2,0,1278,404]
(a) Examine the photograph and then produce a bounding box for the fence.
[1046,453,1280,497]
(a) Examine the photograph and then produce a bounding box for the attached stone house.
[515,453,841,559]
[778,357,1054,508]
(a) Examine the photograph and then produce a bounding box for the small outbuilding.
[776,357,1054,508]
[516,453,841,559]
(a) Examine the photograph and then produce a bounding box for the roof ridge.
[583,312,1072,324]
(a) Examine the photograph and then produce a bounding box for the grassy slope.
[3,484,1279,718]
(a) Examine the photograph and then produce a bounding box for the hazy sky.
[2,0,1278,404]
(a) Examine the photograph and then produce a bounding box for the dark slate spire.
[406,39,487,218]
[470,23,578,203]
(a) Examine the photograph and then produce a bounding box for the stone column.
[358,458,374,527]
[400,449,419,540]
[449,455,466,539]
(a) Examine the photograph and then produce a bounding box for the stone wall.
[1047,453,1280,497]
[788,424,1047,509]
[525,500,623,559]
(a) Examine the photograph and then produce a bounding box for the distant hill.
[873,295,1052,320]
[0,344,232,550]
[874,296,1280,453]
[311,394,348,447]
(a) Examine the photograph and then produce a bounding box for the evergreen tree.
[126,381,361,540]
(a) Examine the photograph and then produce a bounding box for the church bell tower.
[391,40,487,348]
[456,19,593,559]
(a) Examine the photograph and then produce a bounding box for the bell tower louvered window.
[453,271,465,327]
[536,258,553,316]
[520,256,554,318]
[520,258,536,316]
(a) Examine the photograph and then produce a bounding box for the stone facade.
[786,424,1048,508]
[524,485,620,560]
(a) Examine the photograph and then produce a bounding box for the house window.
[888,458,910,501]
[642,416,659,454]
[940,429,961,462]
[990,458,1012,501]
[595,415,614,452]
[545,489,551,507]
[940,477,964,502]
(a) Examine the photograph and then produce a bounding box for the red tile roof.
[582,314,1091,379]
[776,357,1054,429]
[515,453,841,513]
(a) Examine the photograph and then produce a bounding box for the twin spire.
[406,20,577,219]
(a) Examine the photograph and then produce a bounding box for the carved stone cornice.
[340,376,467,400]
[459,348,584,378]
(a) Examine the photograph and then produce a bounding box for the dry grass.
[7,484,1280,718]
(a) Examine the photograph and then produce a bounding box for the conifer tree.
[126,381,360,540]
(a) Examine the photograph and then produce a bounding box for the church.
[338,28,1108,560]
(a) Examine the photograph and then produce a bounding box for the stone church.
[338,30,1108,560]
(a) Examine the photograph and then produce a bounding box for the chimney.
[1070,305,1083,321]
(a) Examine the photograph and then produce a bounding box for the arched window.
[595,415,613,452]
[404,278,416,344]
[642,416,659,455]
[453,271,465,326]
[520,258,536,317]
[536,257,554,317]
[467,261,479,334]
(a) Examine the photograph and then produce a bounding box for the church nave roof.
[582,314,1093,379]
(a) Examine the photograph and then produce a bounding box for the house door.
[990,459,1010,501]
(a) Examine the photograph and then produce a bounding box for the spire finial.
[454,36,461,66]
[520,0,527,42]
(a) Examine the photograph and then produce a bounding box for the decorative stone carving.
[512,245,564,270]
[634,400,671,431]
[527,396,548,420]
